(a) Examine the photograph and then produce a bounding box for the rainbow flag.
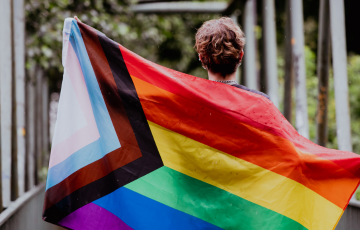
[43,18,360,230]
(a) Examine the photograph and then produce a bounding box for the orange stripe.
[131,75,360,210]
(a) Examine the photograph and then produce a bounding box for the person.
[195,17,269,99]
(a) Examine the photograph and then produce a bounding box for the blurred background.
[24,0,360,151]
[1,0,360,229]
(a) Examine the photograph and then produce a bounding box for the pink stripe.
[49,42,100,169]
[59,203,133,230]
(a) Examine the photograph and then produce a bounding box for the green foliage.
[304,46,318,142]
[26,0,217,92]
[313,54,360,153]
[276,46,318,141]
[347,55,360,154]
[277,46,360,153]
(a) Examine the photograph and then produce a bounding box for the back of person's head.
[195,17,246,77]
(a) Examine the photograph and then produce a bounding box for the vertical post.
[24,78,28,192]
[289,0,309,139]
[242,0,258,90]
[26,71,36,189]
[262,0,279,107]
[10,0,19,201]
[14,0,26,196]
[284,0,294,123]
[42,81,49,168]
[0,0,13,207]
[13,0,25,198]
[0,116,2,210]
[231,13,241,84]
[35,70,43,184]
[329,0,352,151]
[316,0,331,147]
[0,86,2,211]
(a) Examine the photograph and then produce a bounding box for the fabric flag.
[43,18,360,230]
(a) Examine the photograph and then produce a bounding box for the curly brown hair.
[195,17,246,77]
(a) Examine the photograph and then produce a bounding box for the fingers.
[74,16,81,22]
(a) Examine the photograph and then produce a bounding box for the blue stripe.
[46,19,120,190]
[92,187,222,230]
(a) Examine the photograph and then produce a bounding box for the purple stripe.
[59,203,133,230]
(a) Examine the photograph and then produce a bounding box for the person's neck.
[207,70,237,82]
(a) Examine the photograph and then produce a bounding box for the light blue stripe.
[46,20,120,190]
[93,187,222,230]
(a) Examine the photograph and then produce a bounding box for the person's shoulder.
[231,84,270,100]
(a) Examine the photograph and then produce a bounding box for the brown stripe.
[79,22,141,156]
[43,144,141,211]
[44,22,142,211]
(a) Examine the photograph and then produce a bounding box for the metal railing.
[131,0,353,150]
[0,184,61,230]
[336,200,360,230]
[0,0,51,228]
[0,0,358,229]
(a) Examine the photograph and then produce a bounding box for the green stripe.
[125,166,307,230]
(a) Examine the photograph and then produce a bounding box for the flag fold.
[43,18,360,230]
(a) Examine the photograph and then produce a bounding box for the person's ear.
[198,54,207,70]
[239,50,244,62]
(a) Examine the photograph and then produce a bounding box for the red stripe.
[119,44,360,178]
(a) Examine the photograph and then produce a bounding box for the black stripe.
[98,34,161,162]
[43,25,163,225]
[43,155,164,224]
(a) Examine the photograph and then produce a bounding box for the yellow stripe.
[148,121,342,230]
